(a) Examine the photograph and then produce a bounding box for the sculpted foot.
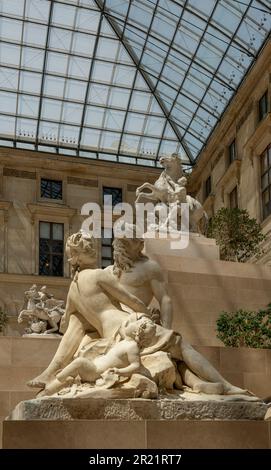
[193,381,224,395]
[27,374,54,389]
[37,379,64,397]
[223,384,251,395]
[37,377,72,397]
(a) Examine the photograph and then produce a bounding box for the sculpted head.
[40,286,47,294]
[178,176,187,187]
[112,223,146,277]
[121,317,156,347]
[66,230,97,275]
[159,153,183,172]
[25,284,38,299]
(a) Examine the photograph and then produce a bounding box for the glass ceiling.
[0,0,270,167]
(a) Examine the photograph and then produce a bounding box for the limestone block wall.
[0,148,160,317]
[153,254,271,347]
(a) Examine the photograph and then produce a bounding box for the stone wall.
[144,238,271,347]
[166,257,271,346]
[0,148,160,317]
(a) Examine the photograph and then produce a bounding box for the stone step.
[155,254,271,278]
[3,419,270,449]
[0,390,37,449]
[168,283,271,304]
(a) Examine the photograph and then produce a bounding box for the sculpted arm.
[150,263,173,329]
[97,271,149,315]
[112,345,140,376]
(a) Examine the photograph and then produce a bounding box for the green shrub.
[216,305,271,349]
[208,207,265,262]
[0,309,8,334]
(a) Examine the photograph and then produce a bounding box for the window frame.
[101,227,113,269]
[228,139,236,166]
[39,220,64,277]
[103,186,123,207]
[40,177,63,200]
[258,90,268,122]
[205,175,212,200]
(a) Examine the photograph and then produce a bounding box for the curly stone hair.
[66,231,96,277]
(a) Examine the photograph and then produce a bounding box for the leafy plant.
[216,305,271,348]
[208,207,265,262]
[0,309,8,334]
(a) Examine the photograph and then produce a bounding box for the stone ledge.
[3,419,270,449]
[8,396,268,422]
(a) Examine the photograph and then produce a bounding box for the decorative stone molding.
[0,201,12,222]
[216,160,241,204]
[203,193,215,214]
[3,168,36,179]
[211,149,224,170]
[0,201,12,272]
[218,160,241,190]
[236,101,253,132]
[27,203,77,276]
[127,184,139,193]
[67,176,98,187]
[243,113,271,157]
[27,203,76,219]
[0,165,3,197]
[0,272,70,286]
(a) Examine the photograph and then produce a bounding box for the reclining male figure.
[29,229,247,397]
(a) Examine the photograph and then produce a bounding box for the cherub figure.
[39,317,156,396]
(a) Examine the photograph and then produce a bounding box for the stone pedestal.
[3,397,270,449]
[143,232,220,261]
[8,396,268,421]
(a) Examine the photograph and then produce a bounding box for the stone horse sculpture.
[18,285,65,335]
[28,229,254,400]
[136,153,208,234]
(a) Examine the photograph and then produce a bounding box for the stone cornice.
[0,148,160,183]
[203,194,215,212]
[243,113,271,155]
[27,203,77,219]
[0,201,12,212]
[0,272,71,286]
[216,160,241,189]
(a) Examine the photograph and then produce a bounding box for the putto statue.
[18,285,65,336]
[136,153,208,234]
[27,227,255,401]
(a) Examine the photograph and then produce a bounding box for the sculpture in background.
[18,285,65,336]
[28,228,254,401]
[135,153,208,234]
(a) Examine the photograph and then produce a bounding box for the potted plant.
[208,207,265,262]
[216,304,271,348]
